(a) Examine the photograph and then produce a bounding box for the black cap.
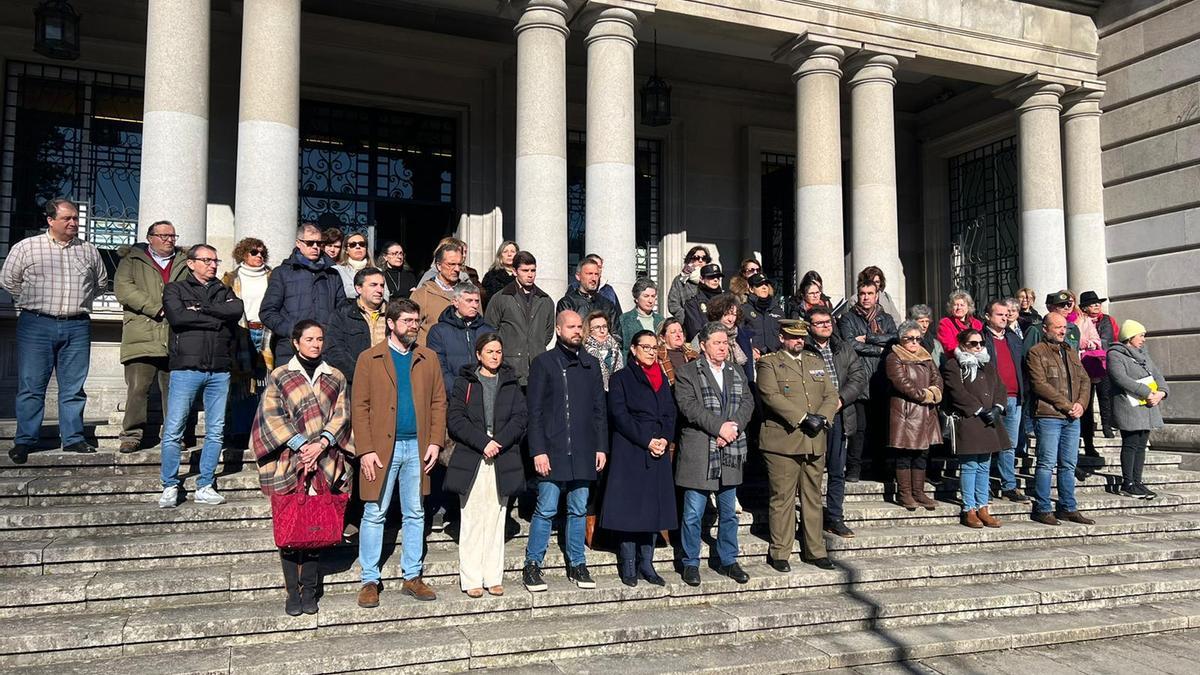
[747,273,770,288]
[700,263,723,279]
[1078,290,1106,306]
[1046,291,1073,307]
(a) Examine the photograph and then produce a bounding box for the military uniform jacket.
[756,349,840,456]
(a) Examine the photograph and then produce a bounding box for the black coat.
[983,326,1026,401]
[381,265,418,299]
[556,288,620,341]
[162,275,244,372]
[526,342,609,482]
[941,357,1010,455]
[599,362,679,533]
[481,268,514,307]
[259,250,343,363]
[427,305,496,396]
[741,296,784,355]
[444,365,528,497]
[837,307,898,398]
[323,298,373,385]
[803,334,869,437]
[683,285,723,341]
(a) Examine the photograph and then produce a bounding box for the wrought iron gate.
[948,137,1019,304]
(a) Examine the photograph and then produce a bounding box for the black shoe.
[824,521,855,538]
[638,567,666,586]
[1135,483,1157,500]
[845,473,861,484]
[1082,447,1101,458]
[766,555,790,573]
[522,562,547,592]
[1001,489,1030,503]
[717,562,750,584]
[7,444,31,465]
[681,565,701,587]
[1119,483,1139,498]
[62,441,96,454]
[567,563,596,589]
[801,556,836,570]
[1103,428,1116,439]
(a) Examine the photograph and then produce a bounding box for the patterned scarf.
[727,325,749,366]
[584,334,624,389]
[695,358,748,480]
[853,301,881,333]
[954,346,990,383]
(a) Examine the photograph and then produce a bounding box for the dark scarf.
[750,295,773,312]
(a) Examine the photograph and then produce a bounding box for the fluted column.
[234,0,301,265]
[847,52,902,309]
[784,42,846,300]
[1000,78,1068,297]
[583,7,638,305]
[514,0,570,301]
[1062,87,1108,299]
[139,0,209,247]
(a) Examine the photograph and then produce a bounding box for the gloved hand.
[978,408,997,426]
[799,414,827,437]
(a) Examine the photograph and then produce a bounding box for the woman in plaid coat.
[252,319,354,616]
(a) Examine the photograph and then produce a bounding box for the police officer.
[755,319,840,571]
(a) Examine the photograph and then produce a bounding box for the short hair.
[452,282,481,300]
[1003,297,1019,309]
[585,309,609,328]
[434,241,464,264]
[907,304,933,321]
[232,237,267,265]
[857,279,879,294]
[1043,312,1066,329]
[576,257,600,274]
[946,289,976,315]
[857,265,886,292]
[657,317,682,337]
[322,227,343,244]
[146,220,173,238]
[475,331,502,354]
[684,245,710,263]
[353,267,385,288]
[698,321,730,343]
[957,327,982,346]
[291,319,323,343]
[706,293,742,322]
[628,329,657,353]
[584,253,603,264]
[44,197,77,218]
[187,243,216,259]
[631,276,657,299]
[985,299,1010,315]
[807,306,833,322]
[296,222,321,240]
[513,250,537,268]
[385,297,421,324]
[897,320,923,338]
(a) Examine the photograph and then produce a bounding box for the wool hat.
[779,319,808,337]
[1118,319,1147,342]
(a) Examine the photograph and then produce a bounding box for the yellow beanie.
[1118,319,1147,342]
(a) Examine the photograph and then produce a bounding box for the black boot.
[299,551,320,614]
[618,540,637,587]
[280,550,302,616]
[638,541,665,586]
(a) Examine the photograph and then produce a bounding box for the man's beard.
[396,330,418,347]
[787,343,804,355]
[560,333,583,348]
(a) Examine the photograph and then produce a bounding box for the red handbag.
[271,469,349,550]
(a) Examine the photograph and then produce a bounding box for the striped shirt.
[0,231,108,316]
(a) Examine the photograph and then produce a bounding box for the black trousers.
[1120,429,1150,486]
[845,401,868,478]
[1082,378,1115,439]
[894,449,929,471]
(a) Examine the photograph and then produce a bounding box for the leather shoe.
[1001,489,1029,503]
[766,555,790,573]
[639,568,666,586]
[118,441,140,454]
[1032,511,1060,526]
[717,562,750,584]
[7,444,31,465]
[402,577,437,601]
[63,441,96,454]
[801,556,835,570]
[1056,510,1095,525]
[356,582,380,608]
[681,565,701,587]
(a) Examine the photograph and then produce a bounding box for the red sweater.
[990,331,1020,397]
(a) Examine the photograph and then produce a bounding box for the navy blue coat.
[599,362,678,533]
[444,365,528,498]
[983,326,1027,401]
[526,342,609,482]
[426,305,496,395]
[260,250,343,363]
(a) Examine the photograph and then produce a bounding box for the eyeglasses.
[189,257,220,266]
[150,233,178,240]
[900,336,921,343]
[634,343,657,351]
[811,320,832,327]
[247,248,264,257]
[347,241,366,249]
[395,317,421,325]
[298,239,322,247]
[964,340,984,347]
[744,268,760,275]
[691,255,711,262]
[386,250,404,257]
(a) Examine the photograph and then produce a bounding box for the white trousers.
[458,460,507,590]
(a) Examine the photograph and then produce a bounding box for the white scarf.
[954,346,990,382]
[345,256,370,271]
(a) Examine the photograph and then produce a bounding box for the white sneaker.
[194,485,226,505]
[158,486,179,509]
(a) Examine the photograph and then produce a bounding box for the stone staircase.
[3,416,1200,672]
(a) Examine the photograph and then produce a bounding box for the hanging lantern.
[639,31,671,127]
[34,0,81,61]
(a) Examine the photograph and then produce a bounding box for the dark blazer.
[260,250,343,363]
[323,298,373,385]
[983,326,1026,400]
[599,362,678,533]
[526,342,609,482]
[941,357,1010,455]
[444,365,528,497]
[162,275,244,372]
[557,287,620,339]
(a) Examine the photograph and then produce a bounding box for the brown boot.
[895,468,918,511]
[912,468,937,510]
[976,505,1002,528]
[960,509,983,529]
[402,577,438,602]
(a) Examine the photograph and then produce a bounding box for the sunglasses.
[964,340,984,347]
[298,239,322,247]
[691,255,711,262]
[347,241,366,249]
[900,336,921,343]
[247,248,264,257]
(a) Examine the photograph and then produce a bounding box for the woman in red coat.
[936,290,983,355]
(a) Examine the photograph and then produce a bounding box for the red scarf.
[640,361,664,392]
[853,302,881,334]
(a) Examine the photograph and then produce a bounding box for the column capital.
[995,73,1070,113]
[1061,83,1106,120]
[774,33,856,80]
[580,5,639,48]
[845,53,899,89]
[511,0,571,38]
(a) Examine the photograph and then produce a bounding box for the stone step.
[0,446,254,477]
[5,564,1200,669]
[840,468,1200,503]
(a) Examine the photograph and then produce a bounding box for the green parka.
[114,243,190,363]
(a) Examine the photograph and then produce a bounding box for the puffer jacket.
[885,345,944,450]
[1107,342,1170,431]
[162,275,245,372]
[113,243,189,363]
[426,305,496,395]
[259,250,343,363]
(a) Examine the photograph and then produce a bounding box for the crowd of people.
[0,198,1172,615]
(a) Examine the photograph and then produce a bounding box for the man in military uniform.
[756,319,840,571]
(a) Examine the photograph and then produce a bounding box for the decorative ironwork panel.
[948,137,1019,306]
[566,130,587,274]
[761,152,796,294]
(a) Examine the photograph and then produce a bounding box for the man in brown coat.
[352,297,447,606]
[410,241,463,347]
[756,320,840,572]
[1026,312,1093,526]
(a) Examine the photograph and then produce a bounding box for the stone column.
[514,0,570,302]
[584,7,638,305]
[785,42,846,300]
[1062,87,1108,299]
[234,0,301,266]
[1000,78,1068,297]
[847,52,902,310]
[139,0,209,247]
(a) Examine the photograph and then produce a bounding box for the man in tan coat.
[410,241,463,346]
[756,319,840,571]
[352,297,446,607]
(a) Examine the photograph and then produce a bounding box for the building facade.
[0,0,1193,443]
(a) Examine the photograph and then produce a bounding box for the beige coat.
[410,280,455,348]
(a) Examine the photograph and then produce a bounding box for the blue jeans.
[959,454,992,511]
[359,439,424,582]
[160,370,229,489]
[994,397,1022,491]
[824,413,847,523]
[1034,418,1081,514]
[680,486,739,568]
[14,312,91,447]
[525,479,589,567]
